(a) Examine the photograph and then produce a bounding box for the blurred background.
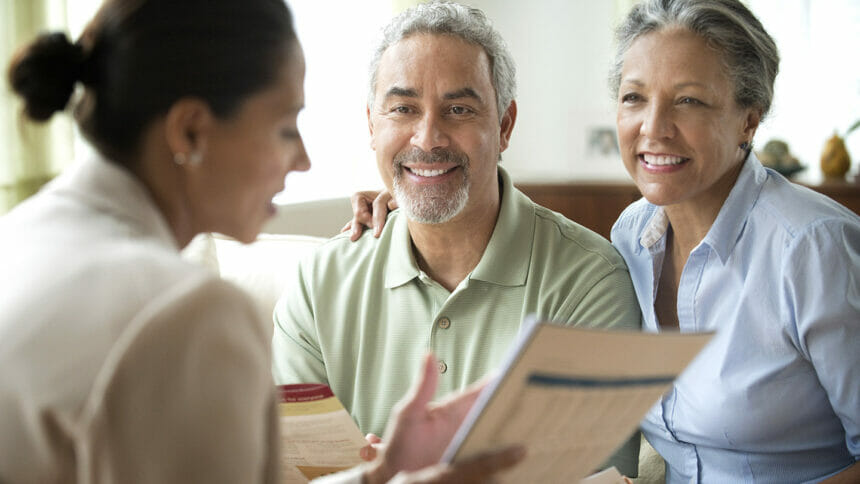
[2,0,858,214]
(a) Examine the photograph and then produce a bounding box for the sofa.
[182,197,665,483]
[181,197,351,319]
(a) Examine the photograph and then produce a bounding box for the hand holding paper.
[363,353,525,483]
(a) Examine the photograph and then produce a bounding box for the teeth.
[410,167,452,177]
[643,154,686,166]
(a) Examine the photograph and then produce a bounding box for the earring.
[188,151,203,166]
[173,151,203,166]
[739,141,750,151]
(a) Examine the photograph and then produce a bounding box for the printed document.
[443,317,712,483]
[277,383,367,483]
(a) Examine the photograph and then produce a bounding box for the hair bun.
[7,32,85,122]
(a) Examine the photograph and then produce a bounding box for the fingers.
[371,191,393,237]
[350,219,365,242]
[349,192,372,225]
[345,190,393,239]
[360,444,377,462]
[393,446,526,484]
[348,192,374,238]
[341,220,362,241]
[407,353,439,413]
[348,190,387,240]
[430,371,497,426]
[441,446,526,483]
[365,433,383,444]
[359,432,384,461]
[389,352,438,427]
[429,382,483,427]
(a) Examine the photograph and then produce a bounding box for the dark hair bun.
[7,32,85,122]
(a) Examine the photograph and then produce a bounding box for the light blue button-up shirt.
[612,154,860,483]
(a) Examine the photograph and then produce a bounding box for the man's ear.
[164,98,214,161]
[367,105,376,151]
[499,100,517,153]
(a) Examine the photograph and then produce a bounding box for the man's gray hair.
[609,0,779,118]
[367,1,516,123]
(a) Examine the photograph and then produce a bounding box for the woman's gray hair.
[609,0,779,117]
[367,1,516,123]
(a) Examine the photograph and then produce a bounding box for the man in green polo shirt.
[272,2,641,475]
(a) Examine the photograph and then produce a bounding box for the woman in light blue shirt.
[610,0,860,481]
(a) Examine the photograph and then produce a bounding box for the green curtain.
[0,0,75,215]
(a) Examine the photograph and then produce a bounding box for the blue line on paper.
[527,373,675,388]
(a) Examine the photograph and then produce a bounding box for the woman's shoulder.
[756,173,860,236]
[611,197,657,244]
[71,240,262,342]
[90,249,268,385]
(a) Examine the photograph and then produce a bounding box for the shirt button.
[437,317,451,329]
[438,360,448,374]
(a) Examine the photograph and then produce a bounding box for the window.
[748,0,860,182]
[74,0,397,203]
[277,0,393,203]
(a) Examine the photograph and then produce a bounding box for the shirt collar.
[639,207,669,249]
[384,210,420,288]
[703,152,766,263]
[383,166,534,289]
[52,154,179,251]
[637,153,767,263]
[470,167,533,285]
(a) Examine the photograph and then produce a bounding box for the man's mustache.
[393,148,469,168]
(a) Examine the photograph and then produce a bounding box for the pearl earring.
[173,151,203,166]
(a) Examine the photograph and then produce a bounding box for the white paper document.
[580,466,627,484]
[277,383,368,483]
[442,317,712,483]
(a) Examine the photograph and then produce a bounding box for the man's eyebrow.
[444,87,482,103]
[384,86,419,99]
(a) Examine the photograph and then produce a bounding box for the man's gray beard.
[391,148,470,224]
[393,175,469,224]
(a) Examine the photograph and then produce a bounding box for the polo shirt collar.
[384,210,420,288]
[470,167,533,286]
[383,166,533,289]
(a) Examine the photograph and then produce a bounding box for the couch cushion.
[183,233,325,325]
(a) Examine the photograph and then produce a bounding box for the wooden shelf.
[516,178,860,240]
[798,178,860,215]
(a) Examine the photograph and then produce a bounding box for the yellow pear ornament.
[820,132,850,179]
[821,120,860,179]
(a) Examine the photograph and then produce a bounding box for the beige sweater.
[0,156,278,483]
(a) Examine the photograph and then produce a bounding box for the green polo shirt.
[273,167,641,470]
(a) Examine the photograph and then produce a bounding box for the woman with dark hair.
[0,0,522,482]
